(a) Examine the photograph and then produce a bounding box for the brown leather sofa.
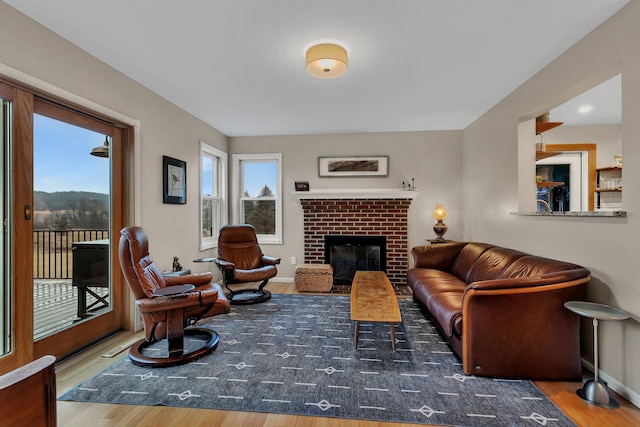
[407,242,590,380]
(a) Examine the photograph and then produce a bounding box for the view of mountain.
[34,191,109,230]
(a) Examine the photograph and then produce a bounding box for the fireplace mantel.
[294,188,418,200]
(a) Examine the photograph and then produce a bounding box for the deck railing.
[33,229,109,279]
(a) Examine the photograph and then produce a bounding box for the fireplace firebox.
[324,235,386,284]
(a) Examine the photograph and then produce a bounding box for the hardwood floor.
[56,282,640,426]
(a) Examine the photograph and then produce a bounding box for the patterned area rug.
[60,294,575,426]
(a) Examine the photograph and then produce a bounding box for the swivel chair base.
[129,327,219,368]
[225,278,272,305]
[227,288,272,305]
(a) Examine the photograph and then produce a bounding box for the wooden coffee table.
[350,271,402,351]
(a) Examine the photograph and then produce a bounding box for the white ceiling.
[550,74,621,126]
[4,0,628,136]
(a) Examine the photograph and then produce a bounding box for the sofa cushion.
[466,247,527,283]
[407,268,467,306]
[427,291,464,337]
[451,243,494,282]
[500,255,587,279]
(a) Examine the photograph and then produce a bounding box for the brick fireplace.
[296,189,416,286]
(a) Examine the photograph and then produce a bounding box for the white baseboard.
[581,358,640,408]
[274,277,294,283]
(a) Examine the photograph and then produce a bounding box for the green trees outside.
[34,191,109,230]
[244,185,275,234]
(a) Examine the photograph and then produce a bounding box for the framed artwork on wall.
[318,156,388,177]
[163,155,187,204]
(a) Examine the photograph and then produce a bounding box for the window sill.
[258,236,283,245]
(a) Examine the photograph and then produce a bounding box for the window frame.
[232,153,282,245]
[200,142,227,250]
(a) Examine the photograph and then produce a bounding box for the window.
[200,142,227,250]
[233,153,282,244]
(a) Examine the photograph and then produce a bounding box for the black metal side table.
[564,301,629,409]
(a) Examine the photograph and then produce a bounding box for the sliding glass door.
[32,111,112,340]
[0,91,12,358]
[32,98,124,358]
[0,78,133,369]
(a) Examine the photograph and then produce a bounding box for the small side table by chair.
[564,301,629,409]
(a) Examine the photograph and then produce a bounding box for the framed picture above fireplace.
[318,156,388,177]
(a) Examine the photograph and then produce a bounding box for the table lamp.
[432,204,448,242]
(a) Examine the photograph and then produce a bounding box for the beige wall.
[230,131,463,279]
[463,1,640,401]
[0,2,228,273]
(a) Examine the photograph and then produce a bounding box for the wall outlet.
[290,256,297,265]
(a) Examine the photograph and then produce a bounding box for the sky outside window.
[202,156,214,196]
[243,161,277,197]
[34,114,109,194]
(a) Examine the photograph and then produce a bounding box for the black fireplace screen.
[324,235,387,284]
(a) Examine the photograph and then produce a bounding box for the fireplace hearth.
[325,235,386,284]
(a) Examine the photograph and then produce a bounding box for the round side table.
[564,301,629,409]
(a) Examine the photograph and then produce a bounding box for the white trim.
[200,142,227,250]
[537,153,586,211]
[294,188,419,200]
[232,153,283,245]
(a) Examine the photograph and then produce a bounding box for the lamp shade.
[305,43,348,79]
[90,136,109,158]
[432,204,448,221]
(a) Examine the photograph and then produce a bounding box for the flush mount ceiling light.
[305,43,348,79]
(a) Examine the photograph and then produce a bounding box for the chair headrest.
[119,226,165,298]
[219,224,259,244]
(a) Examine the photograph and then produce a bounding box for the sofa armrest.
[461,276,589,380]
[411,242,466,270]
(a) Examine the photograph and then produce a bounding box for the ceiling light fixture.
[579,105,593,113]
[305,43,348,79]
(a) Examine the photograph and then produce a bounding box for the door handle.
[24,204,31,220]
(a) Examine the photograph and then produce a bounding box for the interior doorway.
[536,152,587,211]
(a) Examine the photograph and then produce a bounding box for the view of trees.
[33,185,275,234]
[244,185,276,234]
[34,191,109,230]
